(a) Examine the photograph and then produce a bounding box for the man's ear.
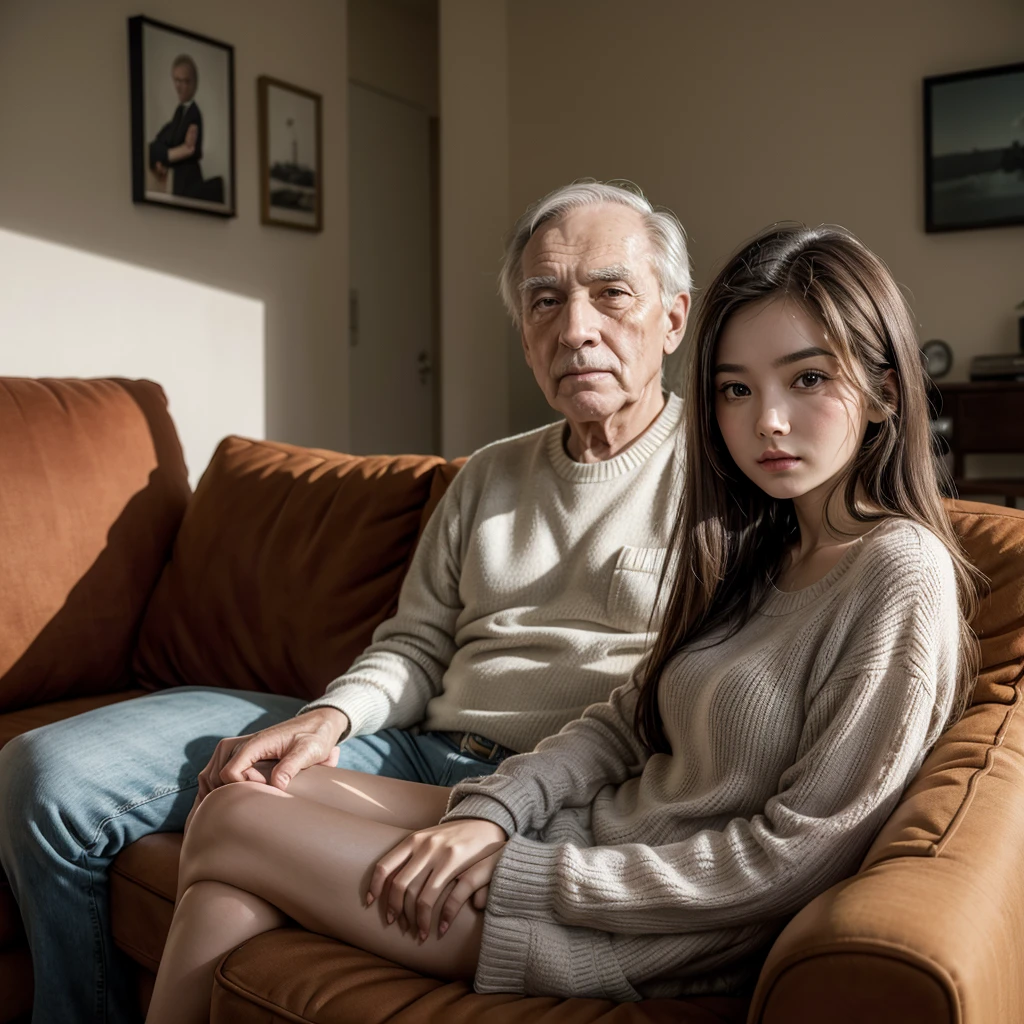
[663,293,690,356]
[867,368,898,423]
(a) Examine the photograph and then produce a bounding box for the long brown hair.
[635,224,982,754]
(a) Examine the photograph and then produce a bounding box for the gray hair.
[499,180,692,326]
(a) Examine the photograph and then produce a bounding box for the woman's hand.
[368,819,507,940]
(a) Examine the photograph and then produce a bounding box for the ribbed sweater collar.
[759,520,895,616]
[544,392,682,483]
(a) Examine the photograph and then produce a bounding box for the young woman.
[145,225,980,1020]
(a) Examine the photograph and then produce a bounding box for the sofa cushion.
[415,458,466,541]
[133,436,446,702]
[0,877,20,950]
[850,501,1024,862]
[111,832,181,973]
[211,930,749,1024]
[0,947,32,1024]
[945,501,1024,705]
[0,378,190,712]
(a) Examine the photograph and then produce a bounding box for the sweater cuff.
[300,680,388,739]
[440,795,517,839]
[486,834,562,921]
[473,913,532,994]
[476,913,640,1001]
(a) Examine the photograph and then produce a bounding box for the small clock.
[921,339,953,379]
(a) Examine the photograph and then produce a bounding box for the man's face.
[173,64,196,103]
[519,204,687,427]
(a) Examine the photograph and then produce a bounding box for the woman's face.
[713,297,881,506]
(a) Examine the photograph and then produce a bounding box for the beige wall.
[438,0,510,458]
[506,0,1024,423]
[349,0,438,115]
[0,0,349,477]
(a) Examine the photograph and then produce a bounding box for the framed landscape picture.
[924,61,1024,232]
[258,76,323,232]
[128,16,236,218]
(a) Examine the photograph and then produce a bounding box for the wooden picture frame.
[924,61,1024,233]
[258,76,324,232]
[128,16,236,218]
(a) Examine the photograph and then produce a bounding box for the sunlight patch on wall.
[0,227,264,485]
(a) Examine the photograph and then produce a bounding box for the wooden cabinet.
[936,382,1024,504]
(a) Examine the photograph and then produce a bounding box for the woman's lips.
[758,455,801,472]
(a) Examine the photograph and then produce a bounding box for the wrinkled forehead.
[520,205,657,285]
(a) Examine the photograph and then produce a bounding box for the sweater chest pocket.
[607,545,667,632]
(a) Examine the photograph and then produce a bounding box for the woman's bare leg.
[253,762,453,830]
[147,881,287,1024]
[148,779,482,1024]
[183,762,452,845]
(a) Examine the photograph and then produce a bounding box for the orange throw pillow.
[133,436,445,702]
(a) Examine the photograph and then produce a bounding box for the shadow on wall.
[0,227,265,485]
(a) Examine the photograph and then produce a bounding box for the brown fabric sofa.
[1,376,1023,1024]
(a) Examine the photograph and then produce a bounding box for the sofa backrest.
[947,500,1024,707]
[0,377,190,713]
[133,436,448,702]
[852,499,1024,866]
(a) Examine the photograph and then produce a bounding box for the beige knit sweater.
[443,518,959,1000]
[303,394,684,754]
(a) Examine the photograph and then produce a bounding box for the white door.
[348,83,436,455]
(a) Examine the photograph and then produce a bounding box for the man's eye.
[719,382,750,399]
[532,297,559,310]
[604,287,627,298]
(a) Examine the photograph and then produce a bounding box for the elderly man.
[0,181,690,1024]
[148,55,204,198]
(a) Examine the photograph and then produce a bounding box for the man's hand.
[194,707,349,806]
[367,819,507,941]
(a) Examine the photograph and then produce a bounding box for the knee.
[0,730,60,850]
[180,782,277,887]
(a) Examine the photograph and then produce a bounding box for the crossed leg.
[147,767,480,1024]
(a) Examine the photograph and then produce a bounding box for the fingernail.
[439,922,448,936]
[365,893,374,906]
[419,930,427,943]
[386,912,394,925]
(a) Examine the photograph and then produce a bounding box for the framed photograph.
[128,16,236,218]
[924,61,1024,232]
[258,76,323,232]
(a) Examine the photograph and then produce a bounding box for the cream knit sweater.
[303,393,683,754]
[443,518,959,1000]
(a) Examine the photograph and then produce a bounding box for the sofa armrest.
[749,693,1024,1024]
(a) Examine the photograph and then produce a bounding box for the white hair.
[499,180,692,326]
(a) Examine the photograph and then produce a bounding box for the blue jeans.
[0,687,506,1024]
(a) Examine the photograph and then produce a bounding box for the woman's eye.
[795,371,828,388]
[719,382,750,399]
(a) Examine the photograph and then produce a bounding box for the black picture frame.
[924,61,1024,233]
[128,15,237,218]
[257,76,324,232]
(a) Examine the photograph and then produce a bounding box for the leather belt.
[442,731,516,763]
